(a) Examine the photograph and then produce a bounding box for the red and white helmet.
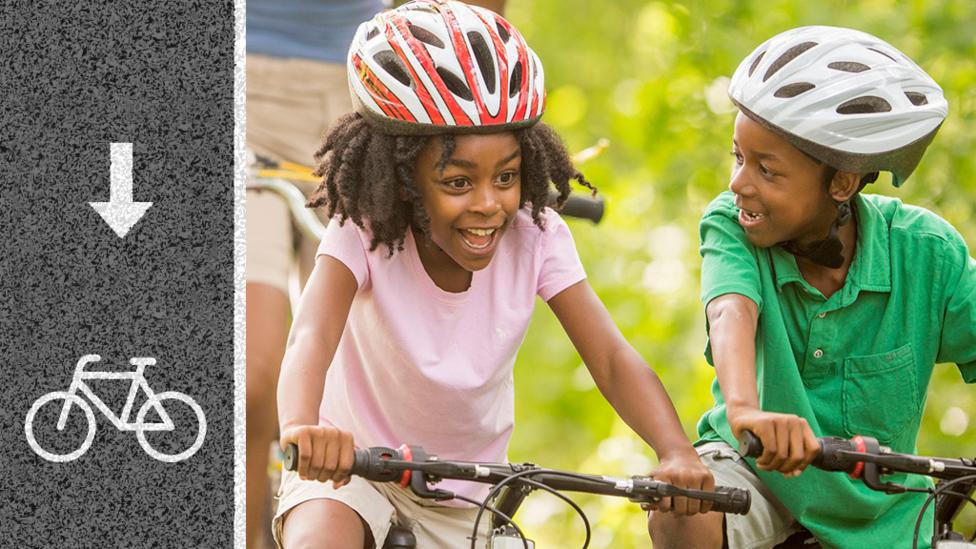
[347,0,546,134]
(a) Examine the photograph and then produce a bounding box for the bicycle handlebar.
[550,191,604,224]
[738,430,976,481]
[284,443,750,515]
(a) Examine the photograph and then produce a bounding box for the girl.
[648,26,975,548]
[274,1,713,548]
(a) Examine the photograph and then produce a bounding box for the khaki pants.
[245,53,352,291]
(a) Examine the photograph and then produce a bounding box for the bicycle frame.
[57,354,173,432]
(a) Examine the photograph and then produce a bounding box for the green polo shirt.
[697,191,976,549]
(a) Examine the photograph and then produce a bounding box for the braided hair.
[308,112,595,255]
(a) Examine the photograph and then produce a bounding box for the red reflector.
[849,436,866,479]
[399,444,413,487]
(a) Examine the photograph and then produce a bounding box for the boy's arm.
[706,293,818,476]
[936,240,976,382]
[276,255,358,484]
[547,280,714,515]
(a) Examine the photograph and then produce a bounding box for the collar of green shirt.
[769,194,892,299]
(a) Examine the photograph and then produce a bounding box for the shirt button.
[817,312,827,319]
[813,349,824,359]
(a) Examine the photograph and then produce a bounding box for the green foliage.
[505,1,976,546]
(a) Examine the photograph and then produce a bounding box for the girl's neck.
[412,227,472,293]
[796,218,857,299]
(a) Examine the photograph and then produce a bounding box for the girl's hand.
[644,449,715,515]
[279,425,356,487]
[727,406,818,477]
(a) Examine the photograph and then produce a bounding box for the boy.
[650,26,975,548]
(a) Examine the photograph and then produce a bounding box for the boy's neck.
[796,220,858,300]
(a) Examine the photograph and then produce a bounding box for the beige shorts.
[697,441,802,549]
[245,53,352,291]
[273,470,491,549]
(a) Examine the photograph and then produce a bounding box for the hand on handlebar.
[279,425,356,487]
[727,407,819,477]
[646,450,715,515]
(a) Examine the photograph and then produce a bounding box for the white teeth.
[465,228,496,236]
[461,234,491,249]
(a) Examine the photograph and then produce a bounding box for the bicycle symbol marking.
[25,354,207,463]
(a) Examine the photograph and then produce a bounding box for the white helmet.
[728,25,947,186]
[347,0,546,135]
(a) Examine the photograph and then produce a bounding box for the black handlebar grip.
[548,191,605,224]
[815,437,859,473]
[560,194,605,224]
[709,486,752,515]
[282,443,372,477]
[738,430,764,458]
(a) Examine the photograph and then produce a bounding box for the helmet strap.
[780,199,855,269]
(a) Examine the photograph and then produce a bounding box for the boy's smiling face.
[729,112,839,249]
[412,131,522,274]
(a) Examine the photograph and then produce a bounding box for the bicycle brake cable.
[912,473,976,549]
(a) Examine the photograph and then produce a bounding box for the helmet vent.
[467,31,496,94]
[373,51,413,87]
[509,61,523,97]
[904,91,928,106]
[496,20,510,42]
[868,47,898,62]
[748,51,766,77]
[409,24,445,48]
[436,67,474,101]
[828,61,870,73]
[366,27,380,40]
[764,42,817,82]
[837,95,892,114]
[774,82,815,98]
[403,2,437,13]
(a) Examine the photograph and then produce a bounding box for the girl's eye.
[445,178,471,190]
[497,171,518,186]
[730,151,744,165]
[759,164,775,177]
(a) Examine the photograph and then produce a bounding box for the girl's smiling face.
[412,132,522,276]
[729,112,839,249]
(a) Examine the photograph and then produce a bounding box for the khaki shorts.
[245,53,352,291]
[697,441,802,549]
[273,470,491,549]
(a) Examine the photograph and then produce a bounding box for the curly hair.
[307,112,595,255]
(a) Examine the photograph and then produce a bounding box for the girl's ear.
[829,170,861,203]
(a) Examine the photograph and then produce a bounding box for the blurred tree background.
[497,0,976,546]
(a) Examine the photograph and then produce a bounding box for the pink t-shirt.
[315,207,586,504]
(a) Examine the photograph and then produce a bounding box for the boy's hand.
[727,406,818,477]
[644,449,715,515]
[279,425,356,487]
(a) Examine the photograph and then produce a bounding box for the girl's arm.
[276,255,358,485]
[547,280,713,515]
[706,293,818,476]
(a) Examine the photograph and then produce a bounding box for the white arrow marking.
[89,142,152,238]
